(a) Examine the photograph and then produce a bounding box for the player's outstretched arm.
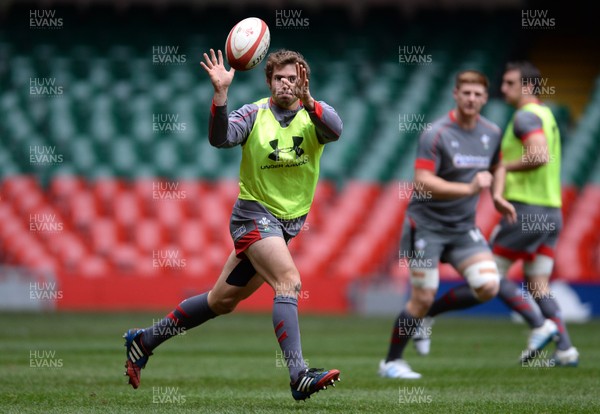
[200,49,235,105]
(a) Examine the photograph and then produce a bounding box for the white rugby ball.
[225,17,270,71]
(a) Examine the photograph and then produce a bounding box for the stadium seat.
[113,192,143,228]
[69,191,98,230]
[76,255,110,278]
[89,218,120,256]
[134,219,166,253]
[93,179,125,216]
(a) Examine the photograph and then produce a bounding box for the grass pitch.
[0,312,598,413]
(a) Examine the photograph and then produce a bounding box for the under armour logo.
[268,136,305,161]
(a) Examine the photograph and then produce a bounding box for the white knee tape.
[523,254,554,276]
[463,261,499,289]
[410,268,439,290]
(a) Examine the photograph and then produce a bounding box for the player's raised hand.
[282,62,314,110]
[200,49,235,95]
[470,171,493,194]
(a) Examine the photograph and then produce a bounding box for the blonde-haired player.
[379,70,515,379]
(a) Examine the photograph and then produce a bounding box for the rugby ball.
[225,17,270,71]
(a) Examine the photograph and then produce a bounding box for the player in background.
[123,49,343,400]
[379,70,517,379]
[414,62,578,366]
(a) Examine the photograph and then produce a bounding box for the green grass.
[0,312,598,413]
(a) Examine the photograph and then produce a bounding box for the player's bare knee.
[271,269,301,297]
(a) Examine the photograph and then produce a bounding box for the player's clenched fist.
[470,171,493,194]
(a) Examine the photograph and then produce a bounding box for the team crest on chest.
[480,134,490,150]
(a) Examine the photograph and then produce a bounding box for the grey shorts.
[491,201,562,261]
[400,216,491,269]
[229,199,307,258]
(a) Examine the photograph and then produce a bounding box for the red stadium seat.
[476,190,502,240]
[178,219,208,254]
[89,218,120,255]
[111,243,141,273]
[12,191,45,217]
[156,198,185,230]
[49,176,86,201]
[69,191,98,230]
[330,182,406,278]
[49,233,88,273]
[1,176,39,199]
[93,179,125,216]
[114,192,142,228]
[300,182,381,270]
[561,185,578,221]
[132,178,159,217]
[216,179,240,208]
[181,256,209,278]
[199,193,229,234]
[76,255,109,278]
[134,219,166,253]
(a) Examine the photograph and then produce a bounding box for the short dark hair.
[455,70,489,89]
[264,49,310,82]
[505,61,542,90]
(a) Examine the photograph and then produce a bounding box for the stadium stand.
[1,5,599,311]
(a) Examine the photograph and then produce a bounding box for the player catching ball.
[379,70,516,379]
[123,48,343,400]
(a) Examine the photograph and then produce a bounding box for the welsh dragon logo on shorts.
[259,217,271,232]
